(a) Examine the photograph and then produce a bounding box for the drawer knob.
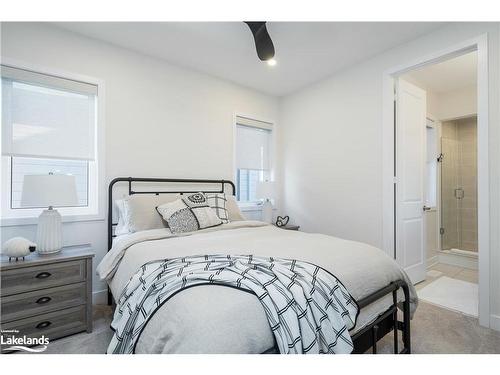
[36,321,52,330]
[35,272,52,279]
[36,296,52,304]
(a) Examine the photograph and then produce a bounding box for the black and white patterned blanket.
[108,254,359,354]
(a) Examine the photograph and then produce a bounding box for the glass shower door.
[441,137,460,250]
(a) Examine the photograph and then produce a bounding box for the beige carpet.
[37,301,500,354]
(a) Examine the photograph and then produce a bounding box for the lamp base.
[261,200,273,224]
[37,208,62,254]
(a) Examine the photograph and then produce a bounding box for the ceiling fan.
[244,22,276,65]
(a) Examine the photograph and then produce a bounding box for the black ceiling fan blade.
[244,21,275,61]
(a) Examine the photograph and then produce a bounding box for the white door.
[395,79,427,284]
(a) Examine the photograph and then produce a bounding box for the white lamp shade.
[256,181,276,200]
[21,174,78,208]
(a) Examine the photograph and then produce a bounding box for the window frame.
[0,59,105,226]
[233,113,276,212]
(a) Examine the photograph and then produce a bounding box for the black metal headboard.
[107,177,236,251]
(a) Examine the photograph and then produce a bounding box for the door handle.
[423,206,432,211]
[454,188,464,199]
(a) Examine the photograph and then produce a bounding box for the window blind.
[1,65,97,161]
[235,125,271,170]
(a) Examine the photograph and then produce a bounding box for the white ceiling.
[403,51,477,93]
[54,22,445,96]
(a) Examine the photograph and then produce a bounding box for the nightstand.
[275,224,300,231]
[0,245,94,347]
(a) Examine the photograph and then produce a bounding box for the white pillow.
[114,199,130,236]
[226,195,246,221]
[121,194,179,233]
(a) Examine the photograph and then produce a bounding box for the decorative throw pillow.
[205,193,229,223]
[156,193,222,234]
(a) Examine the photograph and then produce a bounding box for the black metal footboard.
[351,279,411,354]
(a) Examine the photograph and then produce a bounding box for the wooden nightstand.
[275,224,300,231]
[0,245,94,347]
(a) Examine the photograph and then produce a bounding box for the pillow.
[205,193,229,223]
[226,195,246,221]
[122,194,179,233]
[114,199,130,236]
[156,193,222,234]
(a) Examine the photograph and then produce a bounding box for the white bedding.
[98,221,417,354]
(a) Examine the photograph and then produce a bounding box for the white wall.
[405,81,477,121]
[0,22,279,302]
[438,85,477,120]
[279,22,500,327]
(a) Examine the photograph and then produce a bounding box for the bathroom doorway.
[395,49,483,319]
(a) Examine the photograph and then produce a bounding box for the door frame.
[382,34,490,327]
[426,114,441,268]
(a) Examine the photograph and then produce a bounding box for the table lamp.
[256,181,275,224]
[21,173,78,254]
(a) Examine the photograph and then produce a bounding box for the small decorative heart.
[275,215,290,227]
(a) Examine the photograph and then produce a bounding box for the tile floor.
[415,262,478,292]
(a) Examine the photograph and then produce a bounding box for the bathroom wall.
[440,117,478,252]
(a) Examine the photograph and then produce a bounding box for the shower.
[440,116,477,254]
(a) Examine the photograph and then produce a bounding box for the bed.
[99,177,417,354]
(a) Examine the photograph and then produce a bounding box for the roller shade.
[1,65,97,161]
[236,124,271,170]
[1,65,97,96]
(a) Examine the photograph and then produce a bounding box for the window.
[10,157,89,209]
[234,116,273,204]
[425,120,437,208]
[1,65,100,222]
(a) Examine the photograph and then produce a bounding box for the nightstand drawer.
[1,260,86,296]
[1,283,87,323]
[1,305,87,341]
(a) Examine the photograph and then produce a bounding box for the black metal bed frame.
[106,177,411,354]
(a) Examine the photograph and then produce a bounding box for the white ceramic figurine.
[2,237,37,261]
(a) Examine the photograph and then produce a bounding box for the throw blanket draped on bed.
[108,254,359,354]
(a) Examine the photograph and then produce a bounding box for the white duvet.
[97,221,417,354]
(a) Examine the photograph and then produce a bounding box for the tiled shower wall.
[441,117,478,252]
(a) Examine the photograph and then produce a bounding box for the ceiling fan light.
[267,59,277,66]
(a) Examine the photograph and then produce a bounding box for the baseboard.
[92,289,108,305]
[427,255,439,268]
[438,251,477,270]
[490,314,500,332]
